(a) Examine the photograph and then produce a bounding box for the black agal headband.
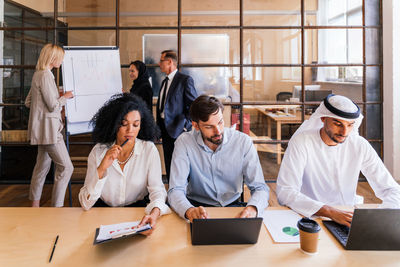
[323,94,361,119]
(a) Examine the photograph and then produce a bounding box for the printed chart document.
[263,210,302,243]
[94,221,151,245]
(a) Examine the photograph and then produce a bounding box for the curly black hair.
[90,93,160,144]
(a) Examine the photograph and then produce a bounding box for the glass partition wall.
[0,0,382,182]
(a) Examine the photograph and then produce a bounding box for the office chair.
[276,92,293,136]
[276,92,292,101]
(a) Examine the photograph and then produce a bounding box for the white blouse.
[79,138,170,215]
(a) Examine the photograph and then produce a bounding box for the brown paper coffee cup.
[297,218,321,255]
[299,229,319,254]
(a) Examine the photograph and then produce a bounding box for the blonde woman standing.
[25,44,74,207]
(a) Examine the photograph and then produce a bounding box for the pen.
[49,235,59,263]
[120,138,129,147]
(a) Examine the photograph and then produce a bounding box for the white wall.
[383,0,400,181]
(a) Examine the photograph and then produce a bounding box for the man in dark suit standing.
[157,50,197,183]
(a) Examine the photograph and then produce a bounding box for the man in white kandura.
[277,94,400,227]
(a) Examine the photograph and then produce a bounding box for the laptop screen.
[191,217,263,245]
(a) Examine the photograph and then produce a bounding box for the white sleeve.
[360,139,400,208]
[144,144,171,216]
[276,138,325,217]
[78,147,108,210]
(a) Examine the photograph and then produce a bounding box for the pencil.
[120,138,129,147]
[49,235,59,263]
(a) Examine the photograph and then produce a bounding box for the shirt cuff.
[87,170,107,201]
[145,200,171,216]
[247,199,267,217]
[247,189,269,217]
[294,201,324,218]
[59,96,67,106]
[177,202,194,219]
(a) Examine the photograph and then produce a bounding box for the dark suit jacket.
[130,80,153,112]
[156,71,197,139]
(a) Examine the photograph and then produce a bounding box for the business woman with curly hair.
[79,94,170,235]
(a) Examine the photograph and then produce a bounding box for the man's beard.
[202,132,224,145]
[325,128,347,144]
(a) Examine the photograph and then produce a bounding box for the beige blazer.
[25,69,67,145]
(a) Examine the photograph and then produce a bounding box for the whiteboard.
[62,47,122,135]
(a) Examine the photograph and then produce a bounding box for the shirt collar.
[167,69,178,81]
[132,138,143,156]
[46,68,55,79]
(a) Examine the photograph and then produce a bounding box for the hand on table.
[185,206,208,222]
[316,205,353,227]
[138,208,160,236]
[235,205,257,218]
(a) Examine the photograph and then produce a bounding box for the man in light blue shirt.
[168,95,269,221]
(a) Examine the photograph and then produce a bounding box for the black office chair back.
[276,92,292,101]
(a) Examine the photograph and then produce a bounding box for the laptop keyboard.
[323,220,350,247]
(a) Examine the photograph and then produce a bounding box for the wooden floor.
[0,182,381,207]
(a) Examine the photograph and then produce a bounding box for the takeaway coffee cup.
[297,218,321,255]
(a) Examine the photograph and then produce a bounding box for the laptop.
[190,217,263,245]
[323,208,400,250]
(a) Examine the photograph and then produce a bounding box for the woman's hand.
[63,91,74,99]
[138,208,161,236]
[97,145,122,179]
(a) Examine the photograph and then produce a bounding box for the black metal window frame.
[0,0,383,155]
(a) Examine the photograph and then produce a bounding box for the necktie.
[159,77,169,113]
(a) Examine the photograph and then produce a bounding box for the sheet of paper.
[96,221,151,241]
[263,210,302,243]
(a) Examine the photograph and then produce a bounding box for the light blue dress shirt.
[167,127,270,218]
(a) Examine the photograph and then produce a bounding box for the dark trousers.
[188,198,247,208]
[93,195,149,207]
[159,118,176,183]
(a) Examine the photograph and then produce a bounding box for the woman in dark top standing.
[129,60,153,112]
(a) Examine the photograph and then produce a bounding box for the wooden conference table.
[1,207,399,267]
